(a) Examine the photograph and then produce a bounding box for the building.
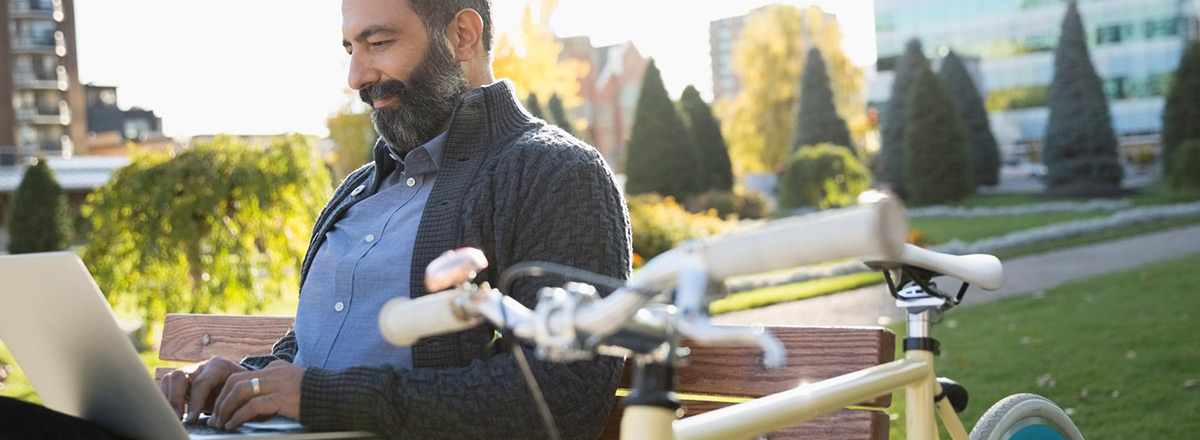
[710,14,748,102]
[870,0,1200,162]
[1,0,87,166]
[558,36,648,171]
[84,84,175,156]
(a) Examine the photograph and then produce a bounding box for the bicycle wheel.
[970,394,1084,440]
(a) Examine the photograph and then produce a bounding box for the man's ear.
[445,9,484,62]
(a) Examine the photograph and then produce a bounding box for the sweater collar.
[370,79,534,187]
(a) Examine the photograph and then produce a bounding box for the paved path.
[714,224,1200,327]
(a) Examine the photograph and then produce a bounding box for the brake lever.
[672,258,787,370]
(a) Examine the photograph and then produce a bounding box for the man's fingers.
[186,367,220,423]
[161,370,188,419]
[211,374,254,428]
[223,395,278,431]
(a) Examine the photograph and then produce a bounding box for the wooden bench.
[157,314,894,440]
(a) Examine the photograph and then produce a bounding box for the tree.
[778,143,871,210]
[624,60,701,199]
[546,93,576,136]
[792,47,853,154]
[1169,139,1200,191]
[525,92,546,119]
[719,5,864,174]
[679,85,733,192]
[80,135,331,340]
[326,96,376,181]
[938,50,1001,186]
[905,62,973,205]
[492,3,588,109]
[1162,41,1200,177]
[881,39,927,199]
[7,158,71,254]
[1043,1,1123,190]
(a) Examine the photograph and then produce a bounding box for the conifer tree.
[679,85,734,192]
[624,60,701,198]
[547,93,576,137]
[1043,1,1123,189]
[8,158,72,254]
[1162,41,1200,176]
[791,48,853,153]
[525,92,546,119]
[938,50,1001,186]
[881,39,926,199]
[905,63,973,205]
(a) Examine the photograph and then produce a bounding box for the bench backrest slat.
[159,314,294,362]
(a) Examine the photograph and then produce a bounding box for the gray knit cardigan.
[242,80,632,440]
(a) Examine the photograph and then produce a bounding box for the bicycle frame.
[620,309,970,440]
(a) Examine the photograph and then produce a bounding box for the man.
[0,0,630,438]
[165,0,631,438]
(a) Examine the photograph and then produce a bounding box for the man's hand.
[208,360,305,431]
[159,356,248,423]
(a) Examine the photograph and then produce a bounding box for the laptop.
[0,252,373,440]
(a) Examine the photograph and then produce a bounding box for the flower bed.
[908,199,1133,218]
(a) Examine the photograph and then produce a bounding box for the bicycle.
[378,192,1085,440]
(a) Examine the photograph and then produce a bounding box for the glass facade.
[870,0,1198,159]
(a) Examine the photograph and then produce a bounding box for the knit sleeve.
[239,330,299,370]
[297,145,632,440]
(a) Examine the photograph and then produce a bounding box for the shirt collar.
[389,131,446,175]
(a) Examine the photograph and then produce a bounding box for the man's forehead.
[342,0,418,35]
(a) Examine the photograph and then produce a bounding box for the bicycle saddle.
[863,243,1004,291]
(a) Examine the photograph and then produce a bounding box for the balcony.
[11,68,61,90]
[7,1,55,20]
[14,106,67,126]
[10,36,56,54]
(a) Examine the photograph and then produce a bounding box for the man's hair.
[408,0,493,52]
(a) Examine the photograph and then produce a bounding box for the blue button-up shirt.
[292,133,446,370]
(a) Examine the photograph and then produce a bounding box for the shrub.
[905,61,974,205]
[8,158,71,254]
[1169,139,1200,191]
[778,143,871,210]
[1043,1,1123,189]
[628,193,732,259]
[624,60,703,199]
[686,190,770,220]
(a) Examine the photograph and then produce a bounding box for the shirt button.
[406,177,416,187]
[365,234,376,243]
[351,185,365,196]
[334,301,345,312]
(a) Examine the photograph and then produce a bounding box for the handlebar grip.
[379,291,476,347]
[699,196,908,280]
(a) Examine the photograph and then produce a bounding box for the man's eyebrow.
[343,26,398,48]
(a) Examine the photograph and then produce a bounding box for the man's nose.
[347,53,379,91]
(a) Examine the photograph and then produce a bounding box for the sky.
[73,0,875,139]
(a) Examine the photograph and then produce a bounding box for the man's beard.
[360,38,469,157]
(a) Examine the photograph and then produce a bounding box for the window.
[1097,25,1123,44]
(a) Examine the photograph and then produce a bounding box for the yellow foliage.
[718,5,865,175]
[627,194,735,259]
[491,4,589,108]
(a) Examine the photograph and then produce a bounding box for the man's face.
[342,0,469,155]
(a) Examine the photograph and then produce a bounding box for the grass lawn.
[884,253,1200,439]
[910,212,1109,244]
[711,271,883,314]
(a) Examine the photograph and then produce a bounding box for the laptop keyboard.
[185,422,231,435]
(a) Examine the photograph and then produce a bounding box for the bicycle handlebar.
[380,193,912,359]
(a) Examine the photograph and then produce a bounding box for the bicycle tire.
[970,393,1084,440]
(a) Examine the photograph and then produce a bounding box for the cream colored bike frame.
[620,312,970,440]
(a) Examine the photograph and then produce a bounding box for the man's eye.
[371,40,389,48]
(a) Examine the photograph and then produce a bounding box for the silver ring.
[250,377,261,396]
